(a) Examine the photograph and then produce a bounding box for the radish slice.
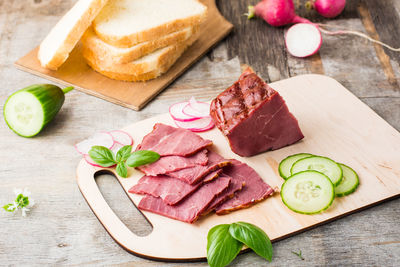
[182,97,210,118]
[285,23,322,58]
[75,132,114,155]
[111,142,124,154]
[175,116,215,132]
[169,101,200,122]
[109,130,133,146]
[84,154,116,168]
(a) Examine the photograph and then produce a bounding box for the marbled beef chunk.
[210,68,304,157]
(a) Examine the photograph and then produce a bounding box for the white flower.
[13,188,22,196]
[29,198,35,207]
[23,188,31,197]
[21,207,30,217]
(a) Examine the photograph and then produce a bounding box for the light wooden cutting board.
[14,0,233,111]
[76,74,400,261]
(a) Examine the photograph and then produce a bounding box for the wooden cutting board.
[76,74,400,261]
[14,0,232,111]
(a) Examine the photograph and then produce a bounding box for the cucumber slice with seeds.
[291,156,343,186]
[279,153,313,179]
[281,170,335,214]
[335,164,359,197]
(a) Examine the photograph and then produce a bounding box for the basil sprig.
[207,222,273,267]
[207,224,243,267]
[88,145,160,178]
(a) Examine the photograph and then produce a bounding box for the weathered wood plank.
[217,0,290,82]
[0,0,399,266]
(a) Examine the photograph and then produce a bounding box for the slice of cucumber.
[281,170,335,214]
[279,153,313,179]
[335,164,359,197]
[291,156,343,186]
[4,84,73,137]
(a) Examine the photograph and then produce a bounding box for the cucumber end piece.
[4,92,45,137]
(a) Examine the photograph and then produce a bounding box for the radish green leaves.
[207,222,273,267]
[88,145,160,178]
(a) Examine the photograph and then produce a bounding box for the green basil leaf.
[116,145,132,163]
[88,146,116,167]
[126,150,160,167]
[3,204,15,212]
[207,224,243,267]
[116,162,128,178]
[21,196,29,207]
[16,194,23,203]
[229,222,273,262]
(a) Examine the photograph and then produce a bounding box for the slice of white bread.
[93,0,207,48]
[83,36,196,81]
[38,0,109,70]
[81,26,196,64]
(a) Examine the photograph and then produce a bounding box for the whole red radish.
[307,0,346,18]
[248,0,311,27]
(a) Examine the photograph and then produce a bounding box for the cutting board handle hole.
[95,171,153,237]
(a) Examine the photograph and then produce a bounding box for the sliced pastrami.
[204,174,244,214]
[167,150,230,184]
[215,159,274,215]
[138,177,231,223]
[136,123,213,156]
[137,150,208,176]
[210,68,304,157]
[129,175,202,205]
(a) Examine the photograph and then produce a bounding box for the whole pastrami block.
[210,68,304,157]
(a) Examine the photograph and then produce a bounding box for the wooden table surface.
[1,0,399,266]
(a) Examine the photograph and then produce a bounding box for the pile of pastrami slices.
[129,123,275,224]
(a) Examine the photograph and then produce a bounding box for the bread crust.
[84,35,197,81]
[38,0,109,70]
[93,1,207,48]
[82,26,198,64]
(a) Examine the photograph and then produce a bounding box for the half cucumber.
[279,153,313,179]
[291,156,343,186]
[281,170,335,214]
[335,164,359,197]
[4,84,73,137]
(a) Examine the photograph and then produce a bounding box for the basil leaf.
[88,146,116,167]
[116,145,132,162]
[21,196,29,207]
[3,204,15,212]
[126,150,160,167]
[229,222,273,262]
[16,194,23,203]
[207,224,243,267]
[116,162,128,178]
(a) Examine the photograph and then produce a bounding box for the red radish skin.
[313,0,346,18]
[248,0,311,27]
[75,132,114,155]
[169,101,200,122]
[285,23,322,58]
[84,154,116,168]
[182,97,211,118]
[109,130,133,146]
[174,117,215,132]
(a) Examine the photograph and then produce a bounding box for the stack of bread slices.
[38,0,207,82]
